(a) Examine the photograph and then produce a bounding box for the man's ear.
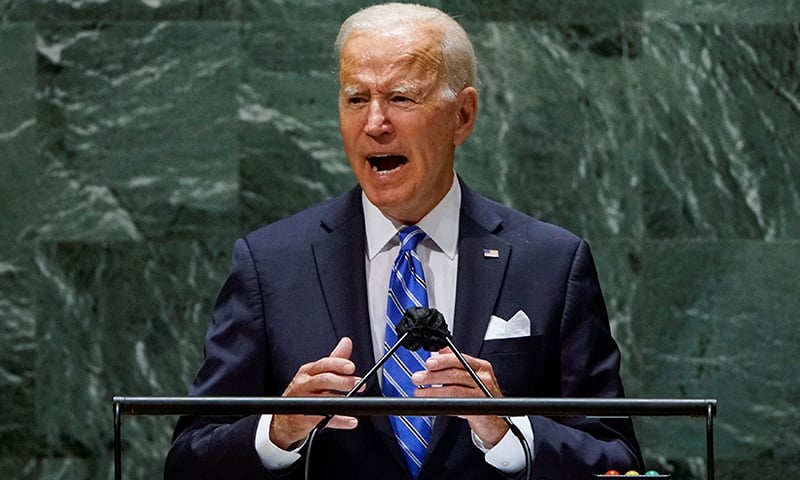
[453,86,478,146]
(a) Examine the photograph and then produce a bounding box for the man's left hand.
[410,347,509,447]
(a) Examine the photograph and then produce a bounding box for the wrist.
[468,415,509,447]
[269,415,307,451]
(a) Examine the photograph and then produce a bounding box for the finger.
[329,336,353,359]
[414,384,480,398]
[412,368,475,389]
[301,338,356,376]
[304,357,357,377]
[416,356,503,396]
[303,372,362,394]
[426,351,486,372]
[326,415,359,430]
[270,412,358,448]
[309,337,355,375]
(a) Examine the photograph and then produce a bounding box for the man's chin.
[366,195,420,224]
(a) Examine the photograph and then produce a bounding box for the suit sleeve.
[528,240,644,479]
[164,238,298,480]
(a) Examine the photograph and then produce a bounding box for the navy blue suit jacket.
[165,181,643,479]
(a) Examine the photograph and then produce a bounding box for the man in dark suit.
[165,3,643,479]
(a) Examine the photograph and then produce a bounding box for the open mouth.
[368,154,408,173]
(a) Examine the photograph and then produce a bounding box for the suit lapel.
[311,189,375,381]
[426,182,511,460]
[311,188,408,471]
[452,217,510,357]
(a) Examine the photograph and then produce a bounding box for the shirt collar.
[363,175,460,260]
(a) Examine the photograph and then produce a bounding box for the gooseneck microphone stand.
[304,307,532,480]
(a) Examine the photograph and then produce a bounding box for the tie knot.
[398,225,425,252]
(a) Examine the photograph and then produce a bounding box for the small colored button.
[604,471,620,476]
[645,471,661,476]
[624,471,640,476]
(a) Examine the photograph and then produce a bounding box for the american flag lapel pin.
[483,248,500,258]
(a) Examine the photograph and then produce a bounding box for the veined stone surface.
[0,1,798,478]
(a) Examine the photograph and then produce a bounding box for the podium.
[112,396,716,480]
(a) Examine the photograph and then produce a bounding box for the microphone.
[396,306,449,351]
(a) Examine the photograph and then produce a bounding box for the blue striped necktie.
[382,225,432,478]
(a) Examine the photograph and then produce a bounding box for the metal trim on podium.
[112,397,717,480]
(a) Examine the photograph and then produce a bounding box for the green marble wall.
[1,1,798,479]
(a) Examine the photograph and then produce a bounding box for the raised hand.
[269,337,362,449]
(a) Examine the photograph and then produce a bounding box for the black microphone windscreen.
[397,307,450,351]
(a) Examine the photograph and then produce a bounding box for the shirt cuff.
[471,416,534,474]
[254,414,305,470]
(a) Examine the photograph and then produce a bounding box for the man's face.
[338,28,476,224]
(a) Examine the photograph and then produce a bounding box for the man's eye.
[347,97,367,106]
[392,96,414,104]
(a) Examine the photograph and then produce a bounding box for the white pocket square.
[484,310,531,340]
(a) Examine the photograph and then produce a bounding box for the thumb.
[330,336,353,360]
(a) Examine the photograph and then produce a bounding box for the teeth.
[371,163,402,174]
[368,154,406,174]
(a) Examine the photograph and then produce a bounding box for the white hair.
[334,3,477,98]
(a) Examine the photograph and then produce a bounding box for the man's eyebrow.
[341,86,362,96]
[340,83,423,97]
[389,82,421,95]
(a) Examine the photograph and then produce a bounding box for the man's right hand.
[269,337,361,450]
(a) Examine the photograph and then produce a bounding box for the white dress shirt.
[255,175,533,473]
[362,174,460,365]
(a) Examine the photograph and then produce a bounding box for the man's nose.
[364,100,392,137]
